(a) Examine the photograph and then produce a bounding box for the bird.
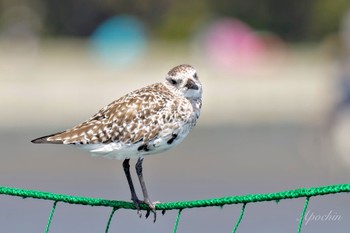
[31,64,202,222]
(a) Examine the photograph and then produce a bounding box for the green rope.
[0,184,349,233]
[172,209,183,233]
[45,201,57,233]
[0,184,348,210]
[105,207,118,233]
[232,203,246,233]
[297,197,310,233]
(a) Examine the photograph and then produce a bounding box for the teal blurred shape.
[89,15,147,67]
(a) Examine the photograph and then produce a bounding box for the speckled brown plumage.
[32,64,202,160]
[44,83,193,145]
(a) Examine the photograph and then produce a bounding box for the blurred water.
[0,124,349,233]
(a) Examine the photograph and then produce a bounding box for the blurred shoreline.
[0,39,337,127]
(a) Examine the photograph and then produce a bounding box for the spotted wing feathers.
[31,83,187,145]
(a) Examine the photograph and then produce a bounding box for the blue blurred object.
[89,15,147,67]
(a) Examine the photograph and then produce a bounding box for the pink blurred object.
[204,18,267,73]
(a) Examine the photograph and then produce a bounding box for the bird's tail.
[31,132,65,144]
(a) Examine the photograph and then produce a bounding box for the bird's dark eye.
[193,73,198,80]
[167,76,182,85]
[168,77,179,85]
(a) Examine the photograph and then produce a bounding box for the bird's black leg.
[122,159,142,217]
[135,157,157,222]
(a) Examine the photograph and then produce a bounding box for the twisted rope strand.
[45,201,58,233]
[105,208,118,233]
[297,197,310,233]
[172,209,183,233]
[0,184,348,211]
[232,203,247,233]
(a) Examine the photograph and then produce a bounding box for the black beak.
[185,79,198,90]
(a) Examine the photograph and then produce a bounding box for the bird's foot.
[143,200,160,222]
[131,197,160,222]
[131,197,143,218]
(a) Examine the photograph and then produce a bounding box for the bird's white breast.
[76,121,193,160]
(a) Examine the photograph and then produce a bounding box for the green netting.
[0,184,349,233]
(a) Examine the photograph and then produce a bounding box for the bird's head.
[163,64,202,101]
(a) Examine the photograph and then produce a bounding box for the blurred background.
[1,0,350,232]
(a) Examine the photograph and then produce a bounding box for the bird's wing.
[32,83,181,145]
